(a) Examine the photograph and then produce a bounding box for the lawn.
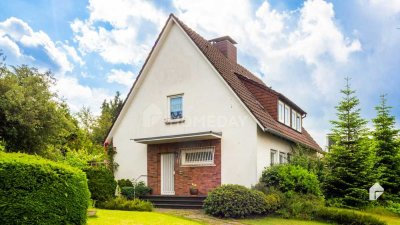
[88,208,400,225]
[88,209,203,225]
[242,217,329,225]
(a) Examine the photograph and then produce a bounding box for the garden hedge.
[0,152,90,225]
[84,166,117,202]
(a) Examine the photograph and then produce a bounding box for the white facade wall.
[111,21,259,187]
[256,127,294,180]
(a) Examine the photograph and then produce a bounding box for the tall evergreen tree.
[324,77,376,207]
[372,94,400,201]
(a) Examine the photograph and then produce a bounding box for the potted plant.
[189,183,198,195]
[87,199,97,217]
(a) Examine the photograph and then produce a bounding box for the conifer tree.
[372,94,400,201]
[325,77,376,207]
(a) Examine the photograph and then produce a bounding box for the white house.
[105,14,322,196]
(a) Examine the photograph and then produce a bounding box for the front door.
[161,153,175,195]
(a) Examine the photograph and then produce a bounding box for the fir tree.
[372,94,400,201]
[325,77,376,207]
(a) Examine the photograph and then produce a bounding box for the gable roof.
[105,14,322,152]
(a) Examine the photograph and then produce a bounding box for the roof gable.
[106,14,322,152]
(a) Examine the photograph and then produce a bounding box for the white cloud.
[62,44,84,66]
[368,0,400,15]
[107,69,136,86]
[71,0,166,65]
[0,17,75,74]
[54,76,112,115]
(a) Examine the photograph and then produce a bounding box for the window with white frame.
[279,152,286,164]
[278,101,284,123]
[296,113,302,132]
[291,110,297,129]
[287,153,292,163]
[181,147,215,166]
[169,95,183,120]
[270,149,277,166]
[284,105,290,126]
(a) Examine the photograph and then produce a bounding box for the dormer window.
[169,95,183,120]
[278,101,284,123]
[278,100,302,132]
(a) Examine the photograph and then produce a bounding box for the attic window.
[278,100,302,132]
[181,147,215,166]
[278,101,284,123]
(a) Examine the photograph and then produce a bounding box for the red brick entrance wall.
[147,139,221,196]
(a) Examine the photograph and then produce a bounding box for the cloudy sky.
[0,0,399,147]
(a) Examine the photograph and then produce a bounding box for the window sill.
[180,164,215,167]
[164,118,185,124]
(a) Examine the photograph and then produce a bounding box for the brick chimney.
[209,36,237,62]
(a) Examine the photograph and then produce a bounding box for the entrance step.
[141,195,206,209]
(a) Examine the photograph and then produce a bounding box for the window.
[270,149,277,166]
[169,95,183,120]
[284,105,290,126]
[278,101,284,123]
[279,152,286,164]
[291,110,297,129]
[181,147,215,166]
[287,153,292,163]
[296,113,302,132]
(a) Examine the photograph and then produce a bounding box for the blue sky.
[0,0,399,147]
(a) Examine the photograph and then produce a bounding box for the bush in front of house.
[117,179,133,187]
[264,191,284,213]
[203,184,267,218]
[277,191,325,220]
[121,181,152,199]
[97,197,153,211]
[260,164,322,196]
[0,152,90,225]
[84,166,117,202]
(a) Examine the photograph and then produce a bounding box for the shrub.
[97,197,153,211]
[264,192,283,213]
[117,179,133,187]
[203,184,267,218]
[386,201,400,215]
[277,192,325,219]
[121,181,152,199]
[0,152,90,225]
[314,207,386,225]
[84,166,117,202]
[260,164,322,196]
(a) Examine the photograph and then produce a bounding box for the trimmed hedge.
[204,184,267,218]
[315,207,387,225]
[97,197,153,211]
[84,166,117,202]
[0,152,90,225]
[261,164,322,196]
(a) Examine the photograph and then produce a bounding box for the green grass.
[88,209,202,225]
[328,207,400,225]
[242,217,330,225]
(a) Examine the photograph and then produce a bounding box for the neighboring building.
[105,14,322,196]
